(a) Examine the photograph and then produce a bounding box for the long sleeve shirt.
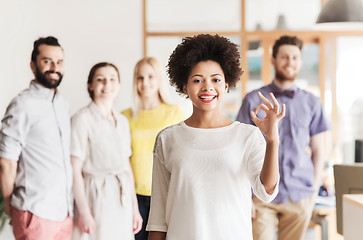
[0,80,73,221]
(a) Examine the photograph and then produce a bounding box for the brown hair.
[272,35,303,59]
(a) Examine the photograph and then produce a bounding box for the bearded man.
[237,35,330,240]
[0,36,73,240]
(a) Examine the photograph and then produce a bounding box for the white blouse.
[71,102,131,177]
[147,121,278,240]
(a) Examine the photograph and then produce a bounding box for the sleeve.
[236,95,254,125]
[0,99,30,161]
[310,99,330,136]
[146,133,170,232]
[70,112,89,162]
[247,128,279,203]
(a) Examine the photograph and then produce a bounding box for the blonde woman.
[122,57,185,240]
[71,62,142,240]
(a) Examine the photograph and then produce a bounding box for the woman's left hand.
[133,210,143,234]
[251,92,285,142]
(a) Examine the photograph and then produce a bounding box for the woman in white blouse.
[147,35,285,240]
[71,62,142,240]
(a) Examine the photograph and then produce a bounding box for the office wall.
[0,0,143,116]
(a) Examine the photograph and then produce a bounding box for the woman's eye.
[96,78,104,82]
[193,79,201,83]
[213,78,221,83]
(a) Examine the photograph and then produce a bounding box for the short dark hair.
[31,36,62,62]
[87,62,120,100]
[272,35,303,59]
[167,34,242,96]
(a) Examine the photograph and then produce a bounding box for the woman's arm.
[251,92,285,194]
[126,160,143,234]
[71,156,96,234]
[259,139,280,194]
[149,231,167,240]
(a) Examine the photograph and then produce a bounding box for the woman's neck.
[185,108,232,129]
[141,95,162,110]
[93,99,114,120]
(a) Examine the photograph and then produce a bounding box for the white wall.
[0,0,143,117]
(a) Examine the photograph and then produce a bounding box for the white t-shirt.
[146,121,278,240]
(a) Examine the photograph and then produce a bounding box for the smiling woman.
[184,60,228,113]
[146,34,284,240]
[71,62,142,240]
[121,57,185,240]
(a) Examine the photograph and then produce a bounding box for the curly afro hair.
[167,34,242,96]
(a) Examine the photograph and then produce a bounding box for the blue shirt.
[236,82,330,203]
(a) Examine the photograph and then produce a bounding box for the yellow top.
[122,103,185,196]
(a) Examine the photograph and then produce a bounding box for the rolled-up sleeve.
[0,99,30,161]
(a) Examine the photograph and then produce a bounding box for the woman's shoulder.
[71,104,93,121]
[114,110,130,125]
[161,103,182,112]
[70,104,95,131]
[231,121,262,138]
[155,122,181,140]
[121,107,132,119]
[232,120,258,129]
[161,104,186,119]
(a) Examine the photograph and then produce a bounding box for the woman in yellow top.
[122,57,185,240]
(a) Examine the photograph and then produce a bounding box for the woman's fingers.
[250,110,260,126]
[257,92,283,115]
[278,104,286,120]
[258,92,274,109]
[251,104,268,123]
[252,92,285,122]
[254,104,269,113]
[269,92,280,114]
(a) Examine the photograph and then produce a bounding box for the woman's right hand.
[78,210,96,234]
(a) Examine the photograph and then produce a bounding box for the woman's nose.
[203,83,214,91]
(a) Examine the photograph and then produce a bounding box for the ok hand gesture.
[251,92,285,142]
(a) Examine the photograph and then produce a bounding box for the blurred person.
[122,57,185,240]
[71,62,142,240]
[0,36,73,240]
[237,35,330,240]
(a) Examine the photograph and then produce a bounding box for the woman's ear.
[225,83,229,93]
[183,85,188,95]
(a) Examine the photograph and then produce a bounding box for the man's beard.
[35,65,63,89]
[275,68,297,82]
